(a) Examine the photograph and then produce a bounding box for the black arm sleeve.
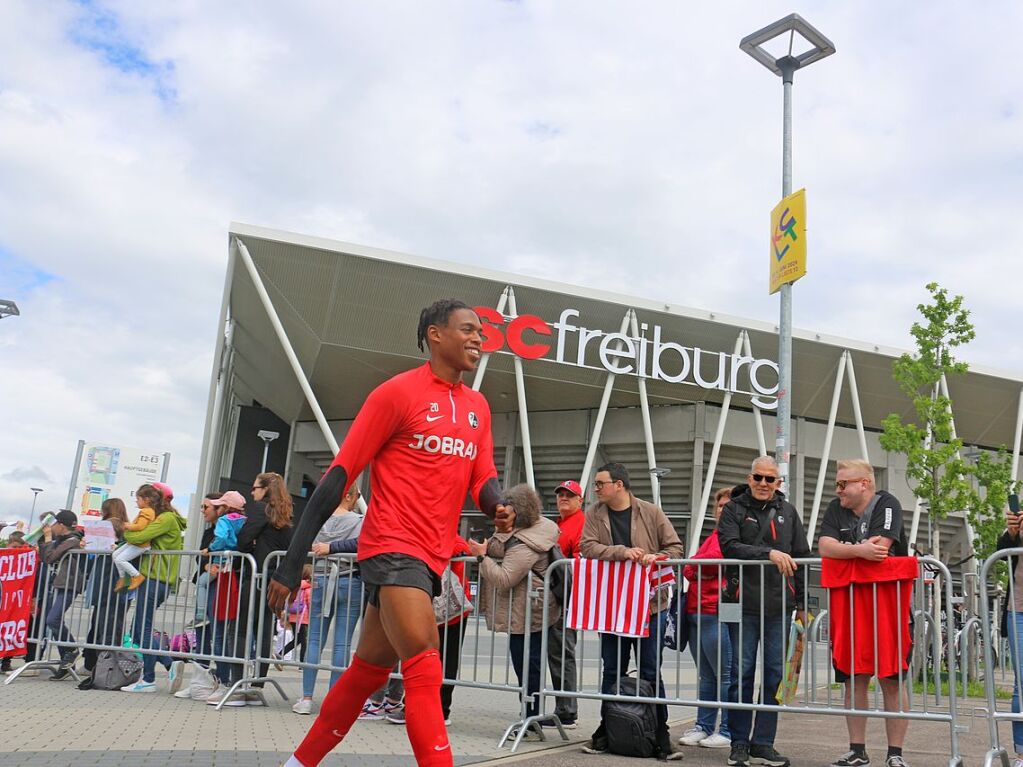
[271,465,349,589]
[478,476,502,520]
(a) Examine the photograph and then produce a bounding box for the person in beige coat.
[579,462,684,758]
[469,483,560,720]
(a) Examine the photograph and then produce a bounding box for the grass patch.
[832,674,1010,699]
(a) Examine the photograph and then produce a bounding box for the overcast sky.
[1,1,1021,525]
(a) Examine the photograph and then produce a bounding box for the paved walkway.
[0,659,1013,766]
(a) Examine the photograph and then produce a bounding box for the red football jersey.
[329,363,497,576]
[822,556,917,678]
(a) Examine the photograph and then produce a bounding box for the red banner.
[0,547,38,658]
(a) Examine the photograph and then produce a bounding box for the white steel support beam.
[190,241,237,550]
[843,353,870,462]
[234,237,367,512]
[579,310,634,490]
[909,385,937,549]
[629,310,660,506]
[740,331,768,456]
[471,286,510,391]
[688,330,746,556]
[506,288,535,488]
[806,351,848,546]
[1013,387,1023,483]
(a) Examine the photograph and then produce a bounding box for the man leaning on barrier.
[579,462,684,759]
[819,460,913,767]
[717,456,809,767]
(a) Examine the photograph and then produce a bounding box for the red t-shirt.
[329,363,497,576]
[557,510,585,558]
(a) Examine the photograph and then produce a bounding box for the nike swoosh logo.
[426,414,444,422]
[434,744,451,752]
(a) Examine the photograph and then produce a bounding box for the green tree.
[880,284,1017,561]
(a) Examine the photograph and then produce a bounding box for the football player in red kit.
[267,299,504,767]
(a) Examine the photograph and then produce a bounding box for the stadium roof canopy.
[220,222,1023,453]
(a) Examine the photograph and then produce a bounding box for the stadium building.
[192,223,1023,582]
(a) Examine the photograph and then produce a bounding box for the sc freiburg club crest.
[468,411,479,429]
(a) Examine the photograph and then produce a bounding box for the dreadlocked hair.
[416,299,471,352]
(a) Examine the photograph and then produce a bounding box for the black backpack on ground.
[604,675,659,758]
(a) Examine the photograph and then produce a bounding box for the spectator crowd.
[0,456,918,767]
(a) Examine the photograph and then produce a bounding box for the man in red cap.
[546,479,586,728]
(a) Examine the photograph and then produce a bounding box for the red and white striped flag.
[566,558,654,638]
[649,559,676,596]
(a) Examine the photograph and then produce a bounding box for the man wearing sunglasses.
[717,456,809,767]
[818,459,911,767]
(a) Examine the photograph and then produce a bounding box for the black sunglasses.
[750,473,779,484]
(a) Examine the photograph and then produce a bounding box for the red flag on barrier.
[822,556,917,679]
[567,558,655,638]
[0,547,37,658]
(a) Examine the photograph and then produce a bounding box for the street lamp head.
[257,430,280,443]
[0,299,20,319]
[30,487,43,494]
[740,13,835,82]
[650,467,672,479]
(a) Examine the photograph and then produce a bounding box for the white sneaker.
[292,698,315,715]
[678,726,709,746]
[1010,758,1023,767]
[121,680,156,693]
[206,688,246,707]
[167,660,185,694]
[700,732,731,749]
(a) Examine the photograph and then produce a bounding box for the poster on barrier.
[0,547,37,658]
[67,441,170,518]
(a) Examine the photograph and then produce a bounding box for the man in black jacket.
[717,456,809,767]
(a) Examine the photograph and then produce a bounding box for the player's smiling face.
[434,308,484,372]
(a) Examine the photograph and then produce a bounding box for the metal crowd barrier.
[979,547,1023,767]
[537,554,965,767]
[4,547,261,709]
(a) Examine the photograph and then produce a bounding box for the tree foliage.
[879,283,1017,562]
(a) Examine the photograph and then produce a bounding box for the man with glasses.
[579,462,683,758]
[717,456,809,767]
[819,459,911,767]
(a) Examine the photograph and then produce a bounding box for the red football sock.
[293,654,392,766]
[403,649,452,767]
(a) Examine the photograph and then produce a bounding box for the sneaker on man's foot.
[583,733,609,755]
[832,751,870,767]
[558,716,578,729]
[700,733,731,749]
[444,717,452,726]
[385,706,406,725]
[292,698,315,715]
[748,744,790,767]
[206,688,246,707]
[359,700,386,719]
[49,667,74,681]
[728,743,750,767]
[678,727,709,746]
[76,676,94,690]
[121,680,156,693]
[244,689,264,706]
[884,757,909,767]
[167,660,185,694]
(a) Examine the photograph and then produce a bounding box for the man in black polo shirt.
[818,458,911,767]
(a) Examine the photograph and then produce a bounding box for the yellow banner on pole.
[769,188,807,294]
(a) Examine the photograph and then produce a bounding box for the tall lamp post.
[740,14,835,493]
[30,487,44,518]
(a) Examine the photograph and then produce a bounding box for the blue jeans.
[600,611,668,723]
[509,630,544,718]
[727,612,787,747]
[132,578,172,683]
[1007,610,1023,751]
[687,612,734,737]
[302,574,363,698]
[45,588,78,648]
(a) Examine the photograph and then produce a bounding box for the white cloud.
[2,0,1022,520]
